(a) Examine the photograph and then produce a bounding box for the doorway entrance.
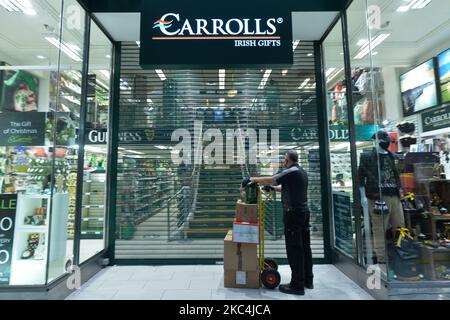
[112,41,326,263]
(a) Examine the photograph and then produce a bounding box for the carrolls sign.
[422,104,450,132]
[140,2,293,67]
[153,13,282,45]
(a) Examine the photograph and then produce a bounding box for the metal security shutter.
[114,41,324,261]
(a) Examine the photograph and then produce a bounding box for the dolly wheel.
[264,258,278,270]
[261,268,281,290]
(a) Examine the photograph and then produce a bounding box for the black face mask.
[379,141,390,150]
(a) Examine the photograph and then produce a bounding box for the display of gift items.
[389,118,450,280]
[359,130,406,262]
[21,233,46,260]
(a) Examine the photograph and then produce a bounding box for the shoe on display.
[279,284,305,295]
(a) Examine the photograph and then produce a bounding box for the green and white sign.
[422,104,450,133]
[0,113,46,146]
[0,194,17,285]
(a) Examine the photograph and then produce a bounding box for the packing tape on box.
[237,243,242,270]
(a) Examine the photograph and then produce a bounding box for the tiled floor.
[66,265,374,300]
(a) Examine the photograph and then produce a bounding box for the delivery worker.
[249,149,313,295]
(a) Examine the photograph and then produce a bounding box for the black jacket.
[358,149,401,200]
[273,164,309,212]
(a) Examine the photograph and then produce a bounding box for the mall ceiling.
[324,0,450,67]
[78,0,352,13]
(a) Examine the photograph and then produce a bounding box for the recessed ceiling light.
[219,69,225,90]
[36,55,46,60]
[258,69,272,90]
[0,0,36,15]
[45,37,82,62]
[292,40,300,52]
[357,39,368,46]
[155,69,166,81]
[354,33,390,60]
[298,78,310,89]
[307,53,313,57]
[397,0,432,12]
[219,98,225,103]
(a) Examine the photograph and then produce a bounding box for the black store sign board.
[333,191,353,256]
[86,128,173,145]
[140,1,293,68]
[0,112,46,146]
[0,194,17,285]
[422,104,450,133]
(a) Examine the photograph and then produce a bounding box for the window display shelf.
[81,172,106,239]
[83,217,104,221]
[84,192,105,196]
[16,226,47,232]
[10,193,69,286]
[82,205,105,209]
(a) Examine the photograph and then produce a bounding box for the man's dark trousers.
[284,209,313,290]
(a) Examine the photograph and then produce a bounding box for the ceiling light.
[136,41,141,47]
[36,55,46,60]
[252,98,258,103]
[106,54,111,58]
[227,89,237,98]
[326,67,344,83]
[155,69,166,81]
[99,70,110,79]
[281,70,288,76]
[155,145,169,150]
[397,0,431,12]
[219,69,225,90]
[95,78,109,90]
[126,149,145,154]
[325,68,336,77]
[354,33,390,60]
[357,39,368,46]
[45,37,82,62]
[298,78,310,89]
[411,0,432,9]
[292,40,300,52]
[396,5,410,12]
[219,98,225,103]
[307,53,313,57]
[0,0,36,15]
[258,69,272,90]
[85,146,107,154]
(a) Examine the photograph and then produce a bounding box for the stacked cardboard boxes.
[223,201,260,289]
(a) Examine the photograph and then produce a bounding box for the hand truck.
[257,185,281,289]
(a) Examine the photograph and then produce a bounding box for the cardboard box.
[224,269,260,289]
[232,220,259,244]
[235,200,258,223]
[224,230,258,270]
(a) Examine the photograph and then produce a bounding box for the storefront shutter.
[114,41,325,261]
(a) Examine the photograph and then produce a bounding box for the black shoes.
[305,283,314,290]
[279,284,305,296]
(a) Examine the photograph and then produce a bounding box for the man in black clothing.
[250,150,313,295]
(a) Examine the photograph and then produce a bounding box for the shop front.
[322,0,450,298]
[0,0,113,298]
[1,0,450,300]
